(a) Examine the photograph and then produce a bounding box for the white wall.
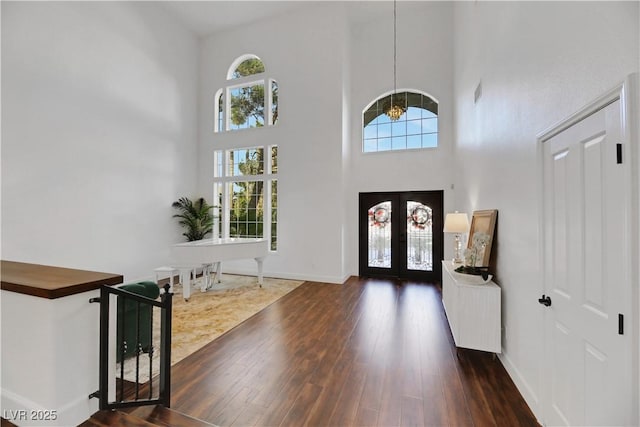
[1,1,199,282]
[198,4,350,283]
[346,2,456,273]
[196,2,456,281]
[453,1,640,421]
[1,289,103,426]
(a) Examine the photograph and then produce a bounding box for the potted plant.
[172,197,216,241]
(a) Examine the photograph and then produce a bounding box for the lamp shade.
[443,212,469,233]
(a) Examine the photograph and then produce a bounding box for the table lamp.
[443,211,469,264]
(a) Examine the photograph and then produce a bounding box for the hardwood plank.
[84,410,157,427]
[166,278,539,427]
[421,373,449,426]
[326,362,368,426]
[129,406,217,427]
[279,382,324,426]
[353,405,379,427]
[401,395,425,427]
[455,351,499,426]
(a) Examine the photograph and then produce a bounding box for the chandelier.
[386,103,405,121]
[386,0,406,121]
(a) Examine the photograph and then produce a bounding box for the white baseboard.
[1,387,97,427]
[217,268,350,284]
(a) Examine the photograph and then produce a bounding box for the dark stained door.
[359,191,443,282]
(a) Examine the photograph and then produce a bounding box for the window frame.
[213,145,278,251]
[226,54,264,80]
[362,90,439,154]
[215,55,278,133]
[225,78,266,131]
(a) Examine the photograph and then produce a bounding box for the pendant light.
[386,0,406,121]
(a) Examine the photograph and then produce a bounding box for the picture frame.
[467,209,498,267]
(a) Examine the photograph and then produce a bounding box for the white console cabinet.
[441,260,501,353]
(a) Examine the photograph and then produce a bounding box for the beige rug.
[117,274,304,383]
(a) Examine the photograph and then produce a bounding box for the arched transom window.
[362,91,438,152]
[215,54,278,132]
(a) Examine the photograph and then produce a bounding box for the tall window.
[213,146,278,250]
[215,55,278,132]
[362,91,438,153]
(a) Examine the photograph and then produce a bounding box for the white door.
[542,98,632,426]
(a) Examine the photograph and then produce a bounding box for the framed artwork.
[467,209,498,267]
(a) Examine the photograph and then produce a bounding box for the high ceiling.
[160,1,393,37]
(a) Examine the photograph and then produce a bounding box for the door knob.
[538,294,552,307]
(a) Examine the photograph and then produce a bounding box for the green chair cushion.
[116,281,159,362]
[120,281,160,300]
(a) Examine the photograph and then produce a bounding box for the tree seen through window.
[214,146,277,250]
[216,55,278,132]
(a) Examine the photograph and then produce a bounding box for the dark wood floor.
[165,277,539,427]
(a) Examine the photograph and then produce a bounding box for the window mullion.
[223,187,229,240]
[267,146,276,251]
[225,87,231,131]
[264,179,272,248]
[222,152,230,238]
[266,79,272,127]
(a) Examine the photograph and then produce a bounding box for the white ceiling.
[160,1,393,37]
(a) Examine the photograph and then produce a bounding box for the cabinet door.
[457,285,500,353]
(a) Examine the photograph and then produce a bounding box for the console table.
[441,260,501,353]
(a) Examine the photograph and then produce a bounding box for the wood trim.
[1,260,123,299]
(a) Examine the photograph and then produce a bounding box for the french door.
[359,191,443,282]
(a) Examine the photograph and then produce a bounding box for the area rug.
[117,274,304,383]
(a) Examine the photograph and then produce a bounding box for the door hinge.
[616,143,623,164]
[618,313,624,335]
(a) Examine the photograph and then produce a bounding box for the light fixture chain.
[385,0,405,121]
[393,0,397,95]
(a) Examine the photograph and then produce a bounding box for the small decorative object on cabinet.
[466,209,497,267]
[443,211,470,264]
[441,260,501,354]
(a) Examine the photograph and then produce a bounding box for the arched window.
[362,91,438,153]
[212,55,279,250]
[215,54,278,132]
[228,54,265,79]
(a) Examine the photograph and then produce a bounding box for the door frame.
[536,73,639,425]
[358,190,444,282]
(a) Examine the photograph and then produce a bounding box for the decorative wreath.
[371,206,390,227]
[410,206,431,229]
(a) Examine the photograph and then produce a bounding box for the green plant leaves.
[172,197,215,241]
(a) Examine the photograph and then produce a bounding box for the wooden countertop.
[1,260,123,299]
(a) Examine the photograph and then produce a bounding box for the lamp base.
[452,234,463,265]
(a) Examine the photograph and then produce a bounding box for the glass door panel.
[406,201,433,271]
[367,201,392,268]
